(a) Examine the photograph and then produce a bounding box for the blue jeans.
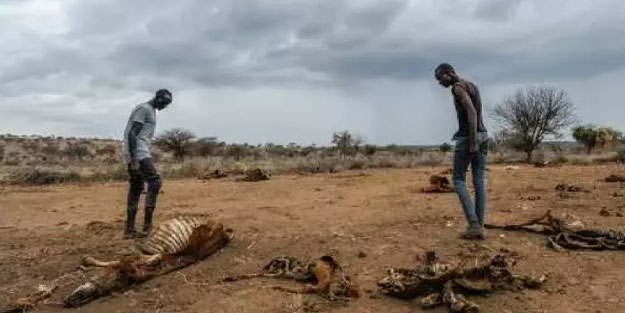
[453,133,489,225]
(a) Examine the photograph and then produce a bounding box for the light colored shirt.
[122,103,156,163]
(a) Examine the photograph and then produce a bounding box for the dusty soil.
[1,165,625,313]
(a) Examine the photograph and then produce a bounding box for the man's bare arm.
[128,121,143,162]
[452,84,478,153]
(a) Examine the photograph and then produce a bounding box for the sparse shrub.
[4,151,21,166]
[193,137,220,157]
[226,144,249,161]
[554,154,568,164]
[106,164,128,181]
[22,140,40,153]
[96,144,119,164]
[364,145,377,158]
[41,144,60,158]
[154,128,196,160]
[4,159,20,166]
[414,153,444,167]
[90,164,127,181]
[8,168,82,185]
[348,155,370,170]
[64,143,94,160]
[0,145,4,162]
[371,153,399,168]
[567,156,592,165]
[440,142,452,153]
[97,144,117,157]
[572,125,598,154]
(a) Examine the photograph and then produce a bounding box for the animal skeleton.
[378,251,545,313]
[485,210,625,251]
[64,215,233,307]
[223,255,360,301]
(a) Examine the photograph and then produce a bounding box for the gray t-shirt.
[122,103,156,164]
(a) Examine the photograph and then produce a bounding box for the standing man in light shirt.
[122,89,172,239]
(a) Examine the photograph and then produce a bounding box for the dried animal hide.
[236,168,270,182]
[422,175,454,193]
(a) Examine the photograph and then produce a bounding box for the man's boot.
[125,207,137,239]
[460,222,485,240]
[139,207,154,238]
[125,182,142,239]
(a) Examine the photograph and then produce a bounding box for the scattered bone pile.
[422,175,454,193]
[223,255,359,301]
[63,215,233,307]
[485,210,625,251]
[377,251,545,313]
[604,174,625,183]
[555,183,585,193]
[237,168,270,182]
[2,285,57,313]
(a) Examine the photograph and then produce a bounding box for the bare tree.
[492,86,575,162]
[154,128,196,160]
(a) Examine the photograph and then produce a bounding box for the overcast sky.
[1,0,624,145]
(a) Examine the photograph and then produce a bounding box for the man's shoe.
[123,231,136,240]
[137,228,151,238]
[460,223,485,240]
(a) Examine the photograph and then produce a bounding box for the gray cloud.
[1,0,624,144]
[474,0,522,22]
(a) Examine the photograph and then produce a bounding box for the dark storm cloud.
[1,0,624,143]
[3,0,624,92]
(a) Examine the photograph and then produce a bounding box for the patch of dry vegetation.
[1,133,624,185]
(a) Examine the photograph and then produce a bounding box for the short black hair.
[155,89,172,98]
[434,63,456,77]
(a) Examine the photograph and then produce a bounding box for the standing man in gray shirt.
[122,89,172,239]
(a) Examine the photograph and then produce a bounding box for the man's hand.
[469,143,479,157]
[130,160,140,171]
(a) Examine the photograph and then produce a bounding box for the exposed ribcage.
[138,215,209,255]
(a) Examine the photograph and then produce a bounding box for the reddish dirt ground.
[1,165,625,313]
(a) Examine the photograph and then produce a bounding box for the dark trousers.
[126,158,161,234]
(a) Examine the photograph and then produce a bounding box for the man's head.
[434,63,458,88]
[153,89,172,110]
